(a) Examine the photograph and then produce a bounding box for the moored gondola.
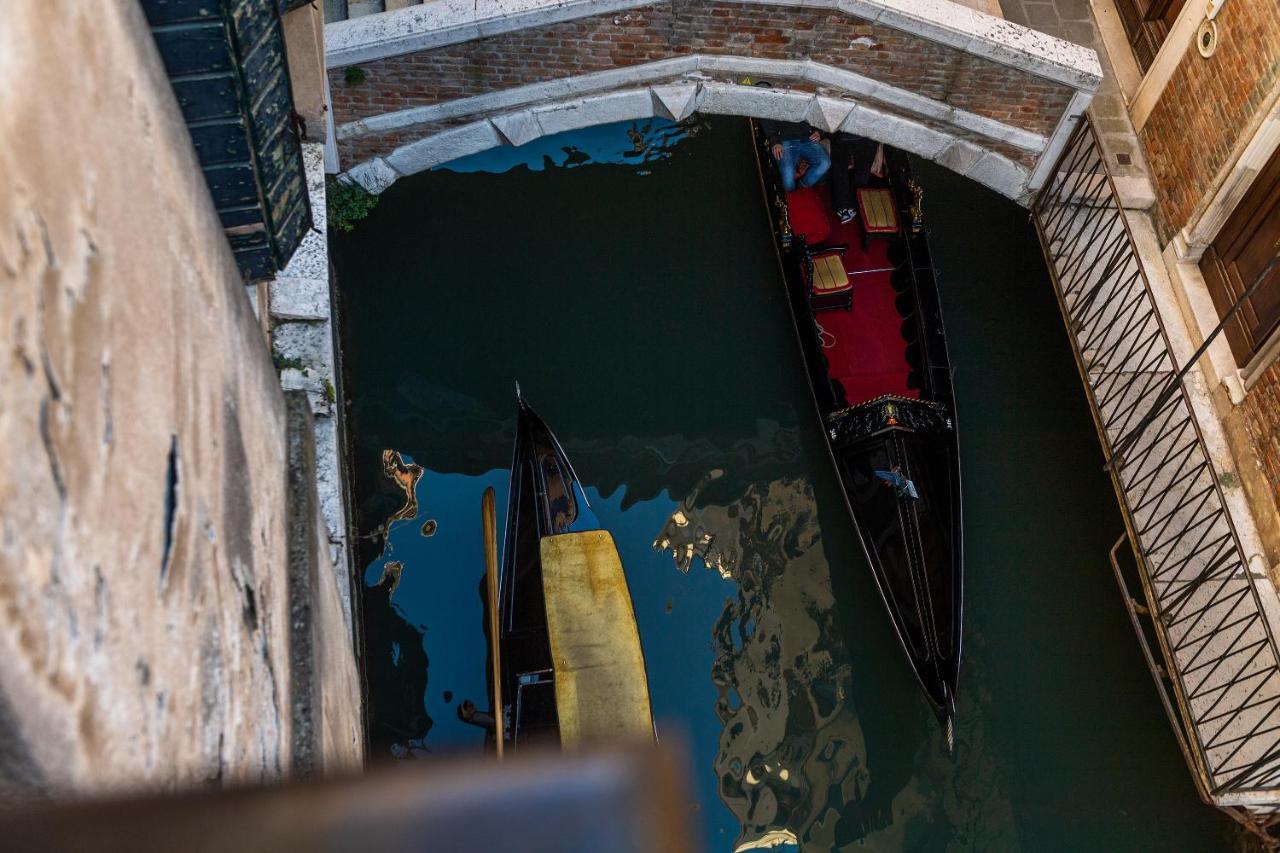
[751,120,964,742]
[477,393,654,752]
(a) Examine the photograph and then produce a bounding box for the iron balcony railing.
[1032,118,1280,803]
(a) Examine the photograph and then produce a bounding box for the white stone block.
[806,96,857,133]
[805,62,880,102]
[531,90,655,136]
[935,138,985,175]
[279,367,332,415]
[270,276,330,323]
[562,57,697,96]
[1110,174,1157,211]
[697,84,810,123]
[650,84,700,122]
[962,150,1028,200]
[384,120,504,175]
[346,156,398,195]
[839,103,950,159]
[696,55,809,83]
[272,320,334,383]
[491,110,543,147]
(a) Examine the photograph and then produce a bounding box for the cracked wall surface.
[0,1,361,794]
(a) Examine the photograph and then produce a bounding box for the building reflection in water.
[654,472,1013,851]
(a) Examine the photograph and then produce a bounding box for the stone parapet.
[267,144,356,640]
[0,0,361,795]
[284,393,363,777]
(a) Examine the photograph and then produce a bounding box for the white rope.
[816,321,836,349]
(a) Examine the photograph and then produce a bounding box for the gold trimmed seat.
[803,244,853,311]
[856,186,900,250]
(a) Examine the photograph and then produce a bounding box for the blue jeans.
[779,139,831,192]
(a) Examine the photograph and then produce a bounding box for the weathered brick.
[1141,0,1280,240]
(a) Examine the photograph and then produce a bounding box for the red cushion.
[786,187,830,245]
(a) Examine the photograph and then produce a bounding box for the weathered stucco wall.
[0,1,361,794]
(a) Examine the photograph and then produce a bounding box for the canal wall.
[0,1,361,795]
[323,0,1101,203]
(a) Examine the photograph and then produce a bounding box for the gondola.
[752,123,964,743]
[477,392,654,754]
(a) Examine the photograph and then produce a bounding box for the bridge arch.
[325,0,1101,204]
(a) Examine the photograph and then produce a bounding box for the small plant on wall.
[343,66,367,85]
[327,177,379,233]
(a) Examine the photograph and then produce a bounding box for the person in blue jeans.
[760,119,830,192]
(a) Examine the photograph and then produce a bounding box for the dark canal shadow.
[332,116,1243,851]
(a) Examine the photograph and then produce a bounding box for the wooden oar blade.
[482,486,504,758]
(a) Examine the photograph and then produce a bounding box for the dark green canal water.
[332,117,1241,851]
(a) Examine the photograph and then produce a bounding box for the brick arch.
[326,0,1102,204]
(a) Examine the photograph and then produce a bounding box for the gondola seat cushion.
[811,253,850,294]
[857,187,900,234]
[786,187,831,245]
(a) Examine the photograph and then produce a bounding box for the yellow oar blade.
[482,486,504,758]
[540,530,654,750]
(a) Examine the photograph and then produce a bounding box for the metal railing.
[1032,118,1280,803]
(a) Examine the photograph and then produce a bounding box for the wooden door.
[1199,148,1280,367]
[1112,0,1187,70]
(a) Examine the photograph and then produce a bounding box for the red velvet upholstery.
[786,187,830,245]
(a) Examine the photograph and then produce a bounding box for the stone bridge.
[324,0,1101,203]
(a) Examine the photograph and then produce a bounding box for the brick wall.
[1138,1,1280,537]
[1139,0,1280,241]
[1242,362,1280,513]
[329,1,1076,165]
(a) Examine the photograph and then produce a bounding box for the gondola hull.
[752,123,964,734]
[486,397,653,751]
[493,398,596,748]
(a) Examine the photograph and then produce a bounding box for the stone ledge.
[346,81,1032,201]
[283,392,363,776]
[270,142,353,642]
[280,367,333,415]
[273,321,336,383]
[271,276,331,322]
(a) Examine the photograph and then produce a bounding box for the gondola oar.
[482,486,504,758]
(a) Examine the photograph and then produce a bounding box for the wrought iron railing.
[1032,118,1280,802]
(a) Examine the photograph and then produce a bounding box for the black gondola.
[752,123,964,742]
[478,393,653,754]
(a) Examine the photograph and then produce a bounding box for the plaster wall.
[0,1,360,794]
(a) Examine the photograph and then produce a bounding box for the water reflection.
[657,474,874,850]
[336,115,1239,851]
[653,469,1023,852]
[437,116,707,175]
[362,455,506,759]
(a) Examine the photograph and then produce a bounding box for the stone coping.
[326,0,1101,90]
[345,81,1031,201]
